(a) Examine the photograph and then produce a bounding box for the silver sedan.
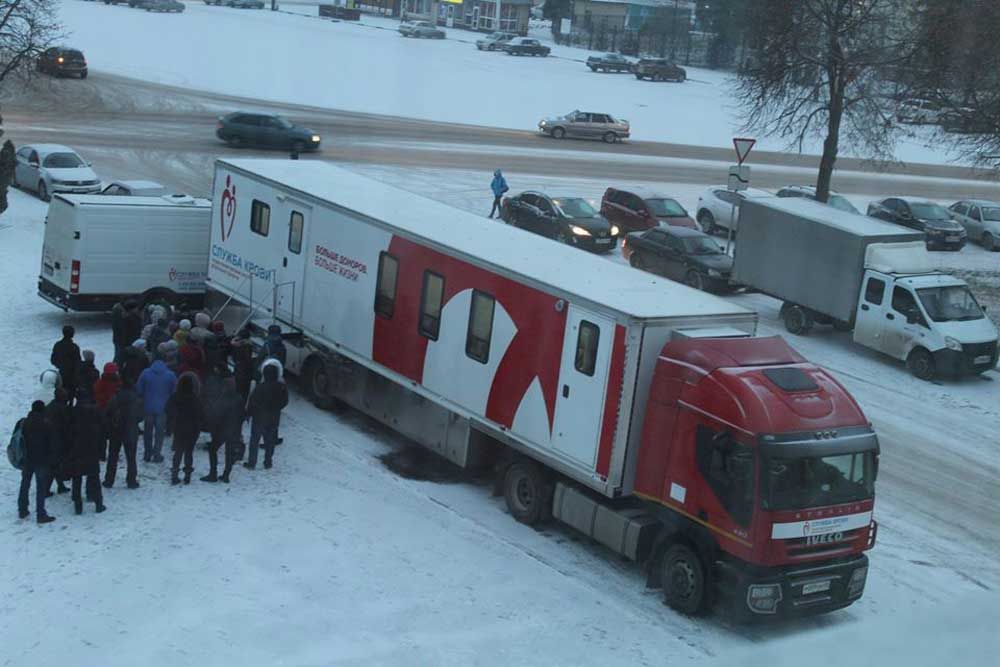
[538,110,630,143]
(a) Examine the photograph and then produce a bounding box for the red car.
[601,187,699,233]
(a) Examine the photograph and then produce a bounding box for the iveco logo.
[806,532,845,546]
[813,430,838,440]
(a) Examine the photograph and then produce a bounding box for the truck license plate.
[802,581,831,595]
[974,355,992,365]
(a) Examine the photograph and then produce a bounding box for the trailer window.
[695,426,754,527]
[575,321,600,376]
[465,291,495,364]
[374,252,398,319]
[418,271,445,340]
[250,200,270,237]
[288,211,304,254]
[864,277,885,305]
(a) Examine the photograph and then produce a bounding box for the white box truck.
[734,197,999,380]
[38,193,212,312]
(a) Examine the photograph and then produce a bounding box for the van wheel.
[907,348,936,381]
[503,461,552,526]
[551,127,566,139]
[37,181,49,202]
[660,543,707,615]
[983,233,997,252]
[782,304,813,335]
[698,211,716,235]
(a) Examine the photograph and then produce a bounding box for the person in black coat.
[18,401,57,524]
[120,340,149,386]
[51,325,81,399]
[202,377,245,484]
[103,378,142,489]
[76,350,100,400]
[45,387,73,495]
[229,328,255,406]
[245,361,288,470]
[167,372,203,485]
[67,393,106,515]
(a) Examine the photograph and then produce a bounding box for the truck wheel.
[698,211,716,235]
[983,232,997,252]
[782,304,813,335]
[907,348,936,381]
[305,357,337,410]
[503,461,552,525]
[551,127,566,139]
[660,543,707,615]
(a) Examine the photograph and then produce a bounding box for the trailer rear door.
[552,305,615,467]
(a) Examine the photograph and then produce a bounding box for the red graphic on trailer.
[372,236,568,433]
[220,175,237,241]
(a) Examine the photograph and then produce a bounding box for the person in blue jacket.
[489,169,509,219]
[136,359,177,463]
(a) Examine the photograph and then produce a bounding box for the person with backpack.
[136,358,177,463]
[202,377,245,484]
[245,359,288,470]
[17,401,57,524]
[103,378,142,489]
[50,325,81,400]
[488,169,509,219]
[166,372,203,485]
[66,393,106,515]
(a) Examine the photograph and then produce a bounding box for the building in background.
[571,0,695,34]
[398,0,530,33]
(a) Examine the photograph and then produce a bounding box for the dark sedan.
[216,112,322,151]
[503,38,550,57]
[622,226,733,292]
[867,196,966,250]
[501,192,620,253]
[587,53,632,72]
[37,47,88,79]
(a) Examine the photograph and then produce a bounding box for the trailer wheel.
[503,461,552,526]
[305,357,337,410]
[907,347,936,381]
[660,543,707,615]
[782,304,813,335]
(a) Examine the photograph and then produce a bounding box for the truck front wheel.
[503,461,552,526]
[907,348,936,381]
[782,304,813,335]
[660,543,707,615]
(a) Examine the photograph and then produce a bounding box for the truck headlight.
[945,336,962,351]
[571,225,591,237]
[847,566,868,598]
[747,583,783,614]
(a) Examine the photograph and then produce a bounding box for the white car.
[948,199,1000,252]
[101,180,168,197]
[897,98,942,125]
[695,186,771,235]
[13,144,101,202]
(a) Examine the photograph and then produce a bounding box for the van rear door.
[40,196,78,293]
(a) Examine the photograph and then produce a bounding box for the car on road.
[36,47,88,79]
[136,0,185,10]
[601,186,698,233]
[776,185,860,214]
[224,0,265,7]
[948,199,1000,251]
[896,98,942,125]
[538,110,629,143]
[399,21,445,39]
[503,37,550,57]
[586,53,632,72]
[633,58,686,82]
[476,32,517,51]
[100,180,169,197]
[622,226,733,292]
[13,144,101,201]
[867,196,967,250]
[694,186,771,235]
[500,192,620,253]
[216,112,322,151]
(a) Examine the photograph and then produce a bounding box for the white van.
[38,194,212,312]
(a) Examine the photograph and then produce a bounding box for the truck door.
[552,306,615,468]
[274,199,310,324]
[883,285,928,361]
[853,273,888,351]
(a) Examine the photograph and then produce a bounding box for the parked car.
[949,199,1000,251]
[476,32,517,51]
[896,98,942,125]
[776,185,860,214]
[216,112,322,151]
[225,0,265,7]
[500,192,620,253]
[867,197,967,250]
[538,110,629,143]
[36,47,88,79]
[100,180,169,197]
[694,186,771,235]
[503,37,550,56]
[622,226,733,292]
[12,144,101,201]
[399,20,445,38]
[601,186,698,233]
[586,53,632,72]
[940,109,992,134]
[633,58,686,82]
[138,0,185,10]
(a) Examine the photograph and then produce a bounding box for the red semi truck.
[206,159,878,619]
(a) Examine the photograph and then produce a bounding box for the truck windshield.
[764,451,875,511]
[917,285,985,322]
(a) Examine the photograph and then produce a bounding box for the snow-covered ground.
[55,0,962,165]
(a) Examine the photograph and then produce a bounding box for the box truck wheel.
[660,543,707,615]
[907,348,936,381]
[503,461,552,525]
[781,304,813,335]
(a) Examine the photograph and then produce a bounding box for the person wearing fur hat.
[120,339,150,386]
[245,359,288,470]
[166,372,203,485]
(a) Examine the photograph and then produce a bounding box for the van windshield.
[43,153,85,168]
[917,285,985,322]
[764,451,875,510]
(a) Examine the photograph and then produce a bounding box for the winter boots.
[200,473,217,483]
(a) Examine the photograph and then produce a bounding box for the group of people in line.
[16,300,290,524]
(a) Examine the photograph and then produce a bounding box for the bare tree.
[0,0,61,85]
[735,0,914,201]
